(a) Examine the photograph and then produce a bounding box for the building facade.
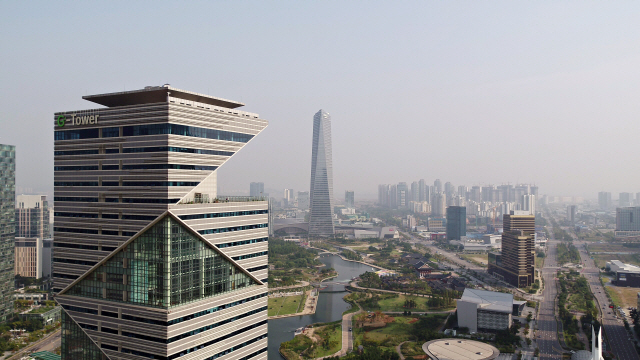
[0,144,15,322]
[53,86,269,360]
[16,195,50,239]
[488,211,535,288]
[457,289,513,333]
[446,206,466,241]
[15,237,42,278]
[308,110,335,237]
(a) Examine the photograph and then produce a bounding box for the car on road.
[348,327,352,331]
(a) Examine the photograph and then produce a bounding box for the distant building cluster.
[378,181,538,220]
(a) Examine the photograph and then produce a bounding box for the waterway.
[267,254,375,359]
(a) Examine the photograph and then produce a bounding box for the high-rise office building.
[53,86,269,360]
[488,211,535,288]
[620,192,633,207]
[636,193,640,206]
[309,110,335,237]
[345,191,354,208]
[598,192,612,210]
[0,144,15,322]
[16,195,50,238]
[615,207,640,238]
[446,206,466,241]
[250,182,264,197]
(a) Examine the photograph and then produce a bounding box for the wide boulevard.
[538,239,563,360]
[576,241,639,360]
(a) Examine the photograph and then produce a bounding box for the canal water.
[267,254,374,359]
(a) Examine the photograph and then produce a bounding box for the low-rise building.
[457,289,515,333]
[606,260,640,287]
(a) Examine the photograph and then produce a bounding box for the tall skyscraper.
[345,190,354,208]
[598,191,612,210]
[446,206,466,241]
[53,86,269,360]
[250,182,264,197]
[309,110,335,237]
[16,195,50,238]
[488,211,535,288]
[0,144,15,322]
[615,207,640,238]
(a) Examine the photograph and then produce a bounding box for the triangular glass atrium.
[66,215,255,308]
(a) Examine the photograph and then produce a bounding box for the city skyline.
[3,3,640,199]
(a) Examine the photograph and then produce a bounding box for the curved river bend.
[267,254,374,359]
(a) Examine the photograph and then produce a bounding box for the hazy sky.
[2,2,639,200]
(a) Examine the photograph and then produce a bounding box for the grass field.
[376,295,429,312]
[373,294,455,312]
[536,255,545,269]
[605,285,638,309]
[268,294,305,316]
[354,315,447,353]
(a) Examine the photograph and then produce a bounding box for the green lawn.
[354,315,447,353]
[376,295,430,312]
[268,294,305,316]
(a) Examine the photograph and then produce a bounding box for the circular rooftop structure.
[422,339,500,360]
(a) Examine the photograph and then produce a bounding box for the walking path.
[317,302,363,359]
[396,341,408,360]
[268,281,310,291]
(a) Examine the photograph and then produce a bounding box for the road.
[577,241,639,360]
[2,329,60,360]
[537,239,563,360]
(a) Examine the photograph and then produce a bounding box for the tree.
[526,312,533,322]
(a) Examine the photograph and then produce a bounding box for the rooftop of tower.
[83,84,245,109]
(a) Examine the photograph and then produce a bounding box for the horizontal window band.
[232,251,268,261]
[179,209,267,220]
[123,146,234,157]
[199,223,268,235]
[53,258,97,266]
[215,237,268,249]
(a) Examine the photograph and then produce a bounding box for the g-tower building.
[53,86,269,360]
